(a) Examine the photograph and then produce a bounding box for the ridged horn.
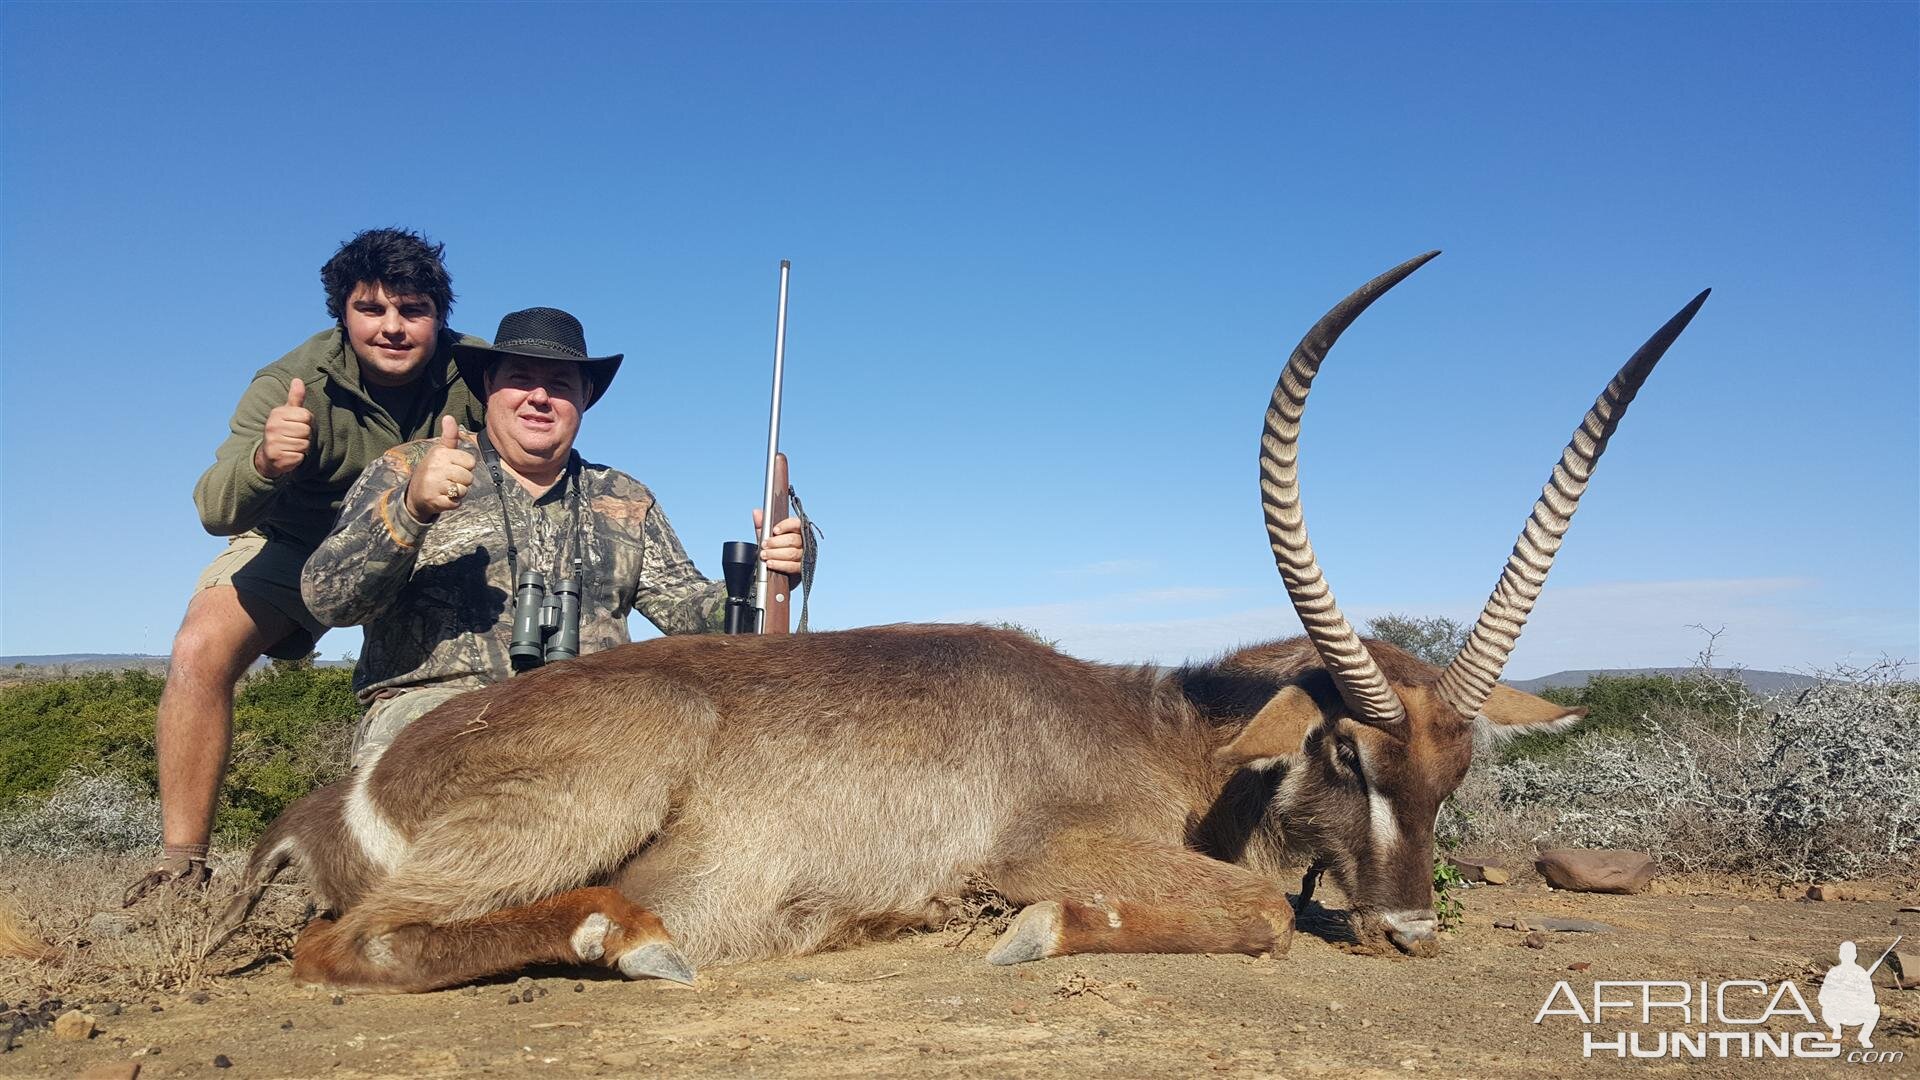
[1436,289,1712,719]
[1262,251,1441,725]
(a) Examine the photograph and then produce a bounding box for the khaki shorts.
[351,686,471,768]
[194,531,327,660]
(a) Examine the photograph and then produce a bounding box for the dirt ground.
[4,865,1915,1080]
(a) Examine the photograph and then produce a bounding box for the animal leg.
[1294,859,1325,917]
[983,829,1295,965]
[289,886,692,992]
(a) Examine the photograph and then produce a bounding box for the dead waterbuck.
[211,252,1708,990]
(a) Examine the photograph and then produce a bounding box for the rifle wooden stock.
[762,452,793,634]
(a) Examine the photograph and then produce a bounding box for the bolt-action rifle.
[723,260,801,635]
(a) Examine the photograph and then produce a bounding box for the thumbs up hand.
[405,415,478,521]
[253,378,314,479]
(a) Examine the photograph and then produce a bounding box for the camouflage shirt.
[301,431,728,703]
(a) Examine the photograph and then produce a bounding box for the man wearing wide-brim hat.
[301,307,806,764]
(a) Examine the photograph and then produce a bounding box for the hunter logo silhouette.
[1819,937,1899,1049]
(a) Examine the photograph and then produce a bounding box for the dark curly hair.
[320,227,455,323]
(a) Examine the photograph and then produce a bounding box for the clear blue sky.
[2,2,1914,677]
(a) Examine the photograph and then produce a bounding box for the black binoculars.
[509,570,581,670]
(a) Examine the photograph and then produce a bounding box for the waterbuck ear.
[1215,686,1325,768]
[1476,684,1587,740]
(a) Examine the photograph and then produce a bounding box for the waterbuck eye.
[1334,738,1363,778]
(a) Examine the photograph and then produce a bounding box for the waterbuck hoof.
[986,901,1062,966]
[617,942,697,985]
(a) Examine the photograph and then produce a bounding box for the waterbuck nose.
[1381,909,1438,949]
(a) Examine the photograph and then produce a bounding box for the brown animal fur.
[214,625,1576,989]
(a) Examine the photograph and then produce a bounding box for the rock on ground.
[53,1010,96,1042]
[1535,849,1657,895]
[1448,858,1511,885]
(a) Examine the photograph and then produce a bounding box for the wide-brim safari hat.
[454,307,623,409]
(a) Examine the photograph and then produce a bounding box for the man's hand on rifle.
[753,510,806,577]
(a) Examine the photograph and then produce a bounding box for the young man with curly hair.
[129,228,488,903]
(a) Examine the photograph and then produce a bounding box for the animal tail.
[0,900,57,962]
[203,824,300,958]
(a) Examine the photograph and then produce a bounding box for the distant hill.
[1506,667,1827,696]
[0,653,350,674]
[1,653,175,673]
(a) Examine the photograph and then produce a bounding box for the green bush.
[222,666,359,840]
[1501,672,1753,764]
[1431,855,1466,931]
[1364,613,1469,667]
[0,665,359,848]
[0,670,168,798]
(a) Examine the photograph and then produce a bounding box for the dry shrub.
[0,770,160,857]
[930,873,1018,946]
[0,852,308,1004]
[1442,662,1920,881]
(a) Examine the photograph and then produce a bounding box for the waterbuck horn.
[1262,251,1441,725]
[1435,289,1712,719]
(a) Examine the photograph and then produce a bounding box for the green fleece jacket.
[193,326,487,551]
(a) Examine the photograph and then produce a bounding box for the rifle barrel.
[753,260,791,631]
[1867,935,1904,976]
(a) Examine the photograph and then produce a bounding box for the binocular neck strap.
[475,430,586,589]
